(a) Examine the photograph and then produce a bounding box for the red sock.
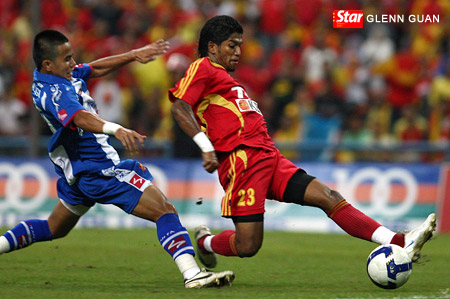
[328,200,382,241]
[210,230,239,257]
[390,233,405,247]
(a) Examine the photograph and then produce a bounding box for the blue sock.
[2,219,53,252]
[156,213,195,260]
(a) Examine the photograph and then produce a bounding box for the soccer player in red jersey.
[169,15,436,268]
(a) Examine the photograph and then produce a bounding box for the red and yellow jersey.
[169,57,274,152]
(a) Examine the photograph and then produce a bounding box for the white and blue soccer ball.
[366,244,412,289]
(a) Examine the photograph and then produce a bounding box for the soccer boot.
[404,213,436,262]
[184,268,235,289]
[195,225,218,268]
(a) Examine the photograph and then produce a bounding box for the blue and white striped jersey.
[32,64,120,185]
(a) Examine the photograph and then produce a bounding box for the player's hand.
[133,39,170,63]
[202,151,219,173]
[114,127,147,155]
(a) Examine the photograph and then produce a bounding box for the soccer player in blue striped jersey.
[0,30,234,289]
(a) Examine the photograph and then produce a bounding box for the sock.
[156,213,198,278]
[371,226,395,244]
[370,225,405,246]
[390,233,405,247]
[203,235,213,252]
[175,254,201,280]
[328,200,382,241]
[1,219,53,253]
[209,230,239,257]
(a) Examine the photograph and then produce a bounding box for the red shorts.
[217,146,299,217]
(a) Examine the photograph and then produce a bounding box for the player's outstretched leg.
[195,225,218,268]
[404,213,436,262]
[184,268,235,288]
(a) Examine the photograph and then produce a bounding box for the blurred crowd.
[0,0,449,162]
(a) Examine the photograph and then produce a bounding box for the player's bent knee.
[237,245,260,258]
[235,238,262,257]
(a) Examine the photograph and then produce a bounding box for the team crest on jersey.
[138,163,147,171]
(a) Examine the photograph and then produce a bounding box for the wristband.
[193,132,214,152]
[102,121,122,135]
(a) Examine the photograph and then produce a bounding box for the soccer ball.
[366,244,412,289]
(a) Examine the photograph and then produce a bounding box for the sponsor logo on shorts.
[130,173,145,189]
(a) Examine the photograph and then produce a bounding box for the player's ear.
[207,41,218,55]
[42,59,54,72]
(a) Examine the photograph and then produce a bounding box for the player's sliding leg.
[327,199,405,244]
[0,200,84,255]
[304,179,436,262]
[329,200,436,261]
[132,185,234,288]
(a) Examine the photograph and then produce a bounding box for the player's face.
[209,33,243,72]
[47,42,76,80]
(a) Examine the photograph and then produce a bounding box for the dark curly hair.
[198,15,243,58]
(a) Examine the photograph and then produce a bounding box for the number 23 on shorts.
[237,188,256,206]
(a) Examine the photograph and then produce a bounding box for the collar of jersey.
[207,57,226,70]
[33,69,72,85]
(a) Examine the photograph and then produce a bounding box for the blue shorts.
[57,159,153,214]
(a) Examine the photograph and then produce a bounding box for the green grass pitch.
[0,229,448,298]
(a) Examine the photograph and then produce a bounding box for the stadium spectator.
[272,102,302,160]
[393,104,428,162]
[91,72,124,124]
[0,30,234,289]
[373,43,422,123]
[393,105,428,142]
[0,85,28,135]
[336,113,372,162]
[267,53,302,133]
[428,62,450,110]
[300,30,338,95]
[169,15,436,270]
[258,0,288,56]
[359,25,394,66]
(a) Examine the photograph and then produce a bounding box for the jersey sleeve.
[72,63,92,82]
[168,58,210,106]
[45,85,85,127]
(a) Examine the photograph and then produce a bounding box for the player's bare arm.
[89,39,170,78]
[73,110,146,154]
[171,98,219,173]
